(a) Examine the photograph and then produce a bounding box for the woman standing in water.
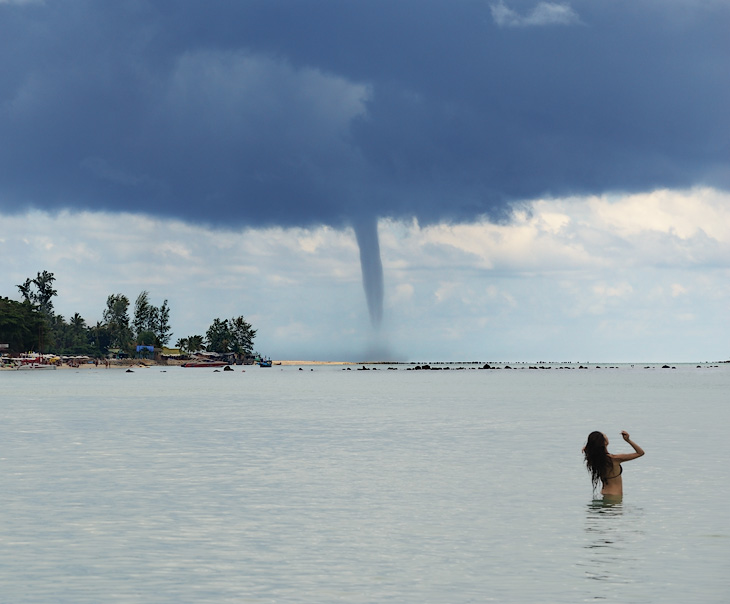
[584,431,644,496]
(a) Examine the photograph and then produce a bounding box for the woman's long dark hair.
[584,431,612,491]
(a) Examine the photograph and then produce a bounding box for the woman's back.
[600,457,623,495]
[584,431,644,497]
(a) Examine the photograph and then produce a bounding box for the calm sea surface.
[1,363,729,603]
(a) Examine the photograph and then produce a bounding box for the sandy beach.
[55,361,152,370]
[49,359,356,369]
[272,360,356,366]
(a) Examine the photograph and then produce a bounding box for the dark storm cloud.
[1,0,728,227]
[2,1,729,327]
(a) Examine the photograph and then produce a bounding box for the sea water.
[1,363,728,603]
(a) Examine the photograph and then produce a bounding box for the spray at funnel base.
[354,217,383,329]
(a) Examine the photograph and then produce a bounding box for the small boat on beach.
[180,351,234,368]
[258,358,273,367]
[181,360,229,368]
[15,362,57,371]
[6,354,59,370]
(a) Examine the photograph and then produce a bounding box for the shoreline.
[39,358,730,370]
[50,359,360,369]
[273,360,357,366]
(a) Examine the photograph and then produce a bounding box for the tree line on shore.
[1,271,256,359]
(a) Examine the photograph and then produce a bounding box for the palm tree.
[70,312,86,331]
[188,335,204,352]
[177,334,204,353]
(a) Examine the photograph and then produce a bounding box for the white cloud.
[588,188,730,240]
[491,2,581,28]
[383,212,597,272]
[392,283,414,303]
[593,282,633,299]
[2,187,730,361]
[153,241,192,260]
[527,2,581,26]
[675,313,695,322]
[434,282,458,303]
[671,283,687,297]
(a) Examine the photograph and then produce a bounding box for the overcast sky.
[1,1,729,361]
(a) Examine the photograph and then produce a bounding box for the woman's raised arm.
[611,431,645,462]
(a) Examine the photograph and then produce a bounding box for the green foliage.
[47,314,66,352]
[103,294,133,352]
[229,316,257,356]
[89,321,112,357]
[0,297,48,354]
[133,291,154,335]
[133,291,172,346]
[46,313,109,357]
[176,335,205,353]
[136,330,157,346]
[12,270,57,352]
[156,300,172,346]
[17,270,58,318]
[67,313,91,354]
[205,318,231,354]
[5,273,109,355]
[204,316,256,357]
[189,334,205,351]
[5,272,255,359]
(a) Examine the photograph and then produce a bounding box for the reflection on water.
[584,497,625,583]
[582,496,644,587]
